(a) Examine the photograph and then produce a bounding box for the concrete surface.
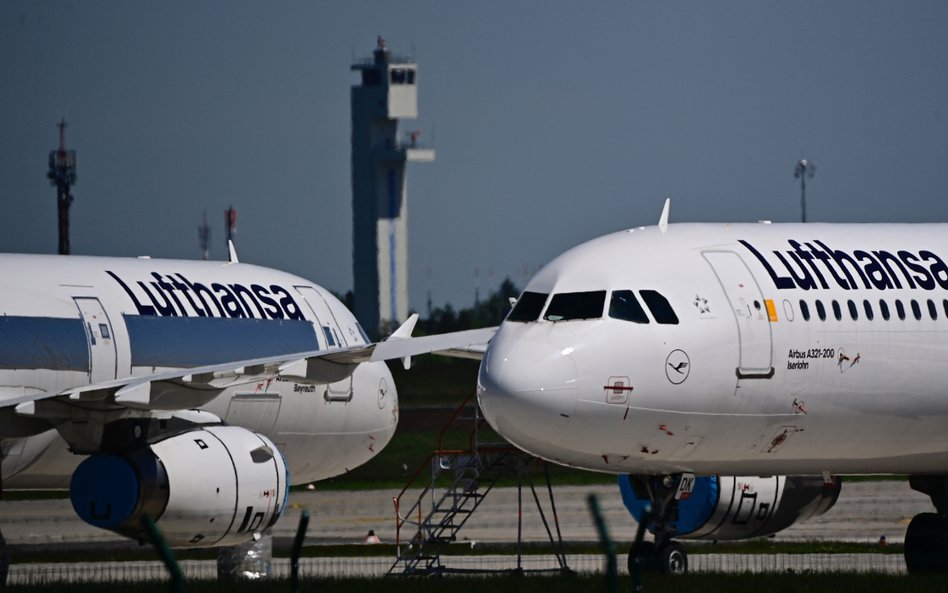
[0,480,932,547]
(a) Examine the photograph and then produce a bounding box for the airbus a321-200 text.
[0,243,491,548]
[476,201,948,574]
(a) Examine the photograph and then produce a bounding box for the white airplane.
[477,201,948,574]
[0,246,492,548]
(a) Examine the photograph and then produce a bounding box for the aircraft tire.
[627,541,656,574]
[904,512,948,574]
[656,541,688,575]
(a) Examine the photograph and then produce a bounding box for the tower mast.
[47,119,77,255]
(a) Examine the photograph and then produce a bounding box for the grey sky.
[2,2,947,312]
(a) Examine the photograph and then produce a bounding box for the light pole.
[794,159,816,223]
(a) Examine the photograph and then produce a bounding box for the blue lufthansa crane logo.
[665,349,691,385]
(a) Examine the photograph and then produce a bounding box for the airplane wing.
[325,326,494,363]
[4,318,496,412]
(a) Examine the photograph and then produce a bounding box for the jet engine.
[620,474,840,540]
[70,425,288,548]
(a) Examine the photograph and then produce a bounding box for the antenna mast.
[47,119,77,255]
[794,159,816,223]
[198,210,211,260]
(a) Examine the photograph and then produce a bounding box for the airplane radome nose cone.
[477,334,578,452]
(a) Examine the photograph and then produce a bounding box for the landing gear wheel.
[905,512,948,574]
[627,541,656,574]
[656,541,687,575]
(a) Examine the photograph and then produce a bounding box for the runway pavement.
[0,479,932,548]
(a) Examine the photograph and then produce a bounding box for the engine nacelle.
[70,426,288,548]
[620,474,841,541]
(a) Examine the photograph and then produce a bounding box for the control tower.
[351,36,435,338]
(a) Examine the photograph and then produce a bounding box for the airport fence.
[6,553,906,584]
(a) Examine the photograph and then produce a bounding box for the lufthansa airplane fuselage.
[479,222,948,477]
[0,254,397,489]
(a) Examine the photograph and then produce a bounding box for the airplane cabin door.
[702,251,774,378]
[294,286,348,348]
[73,297,118,382]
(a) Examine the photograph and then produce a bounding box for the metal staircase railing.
[388,394,570,576]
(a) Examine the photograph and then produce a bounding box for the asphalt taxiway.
[0,480,931,547]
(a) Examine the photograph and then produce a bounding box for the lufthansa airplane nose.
[477,330,579,454]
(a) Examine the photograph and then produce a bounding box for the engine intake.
[620,474,841,540]
[70,426,288,548]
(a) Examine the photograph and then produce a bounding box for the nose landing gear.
[626,474,693,576]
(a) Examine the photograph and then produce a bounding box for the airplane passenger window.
[816,300,826,321]
[507,292,548,322]
[880,299,890,320]
[799,300,810,321]
[544,291,606,322]
[863,300,874,321]
[928,299,938,320]
[847,300,858,321]
[911,300,922,320]
[896,300,906,320]
[639,290,679,325]
[832,300,842,321]
[782,299,795,322]
[944,299,948,319]
[609,290,650,324]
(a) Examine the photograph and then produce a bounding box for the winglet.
[390,313,419,339]
[658,197,671,234]
[388,313,419,370]
[228,240,239,263]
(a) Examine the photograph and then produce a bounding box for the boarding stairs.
[388,395,570,576]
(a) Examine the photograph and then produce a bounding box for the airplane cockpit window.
[507,292,549,322]
[639,290,679,325]
[799,300,810,321]
[608,291,650,324]
[544,291,606,322]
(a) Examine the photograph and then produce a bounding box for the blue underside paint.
[71,454,140,529]
[124,315,319,368]
[0,316,89,371]
[618,474,720,536]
